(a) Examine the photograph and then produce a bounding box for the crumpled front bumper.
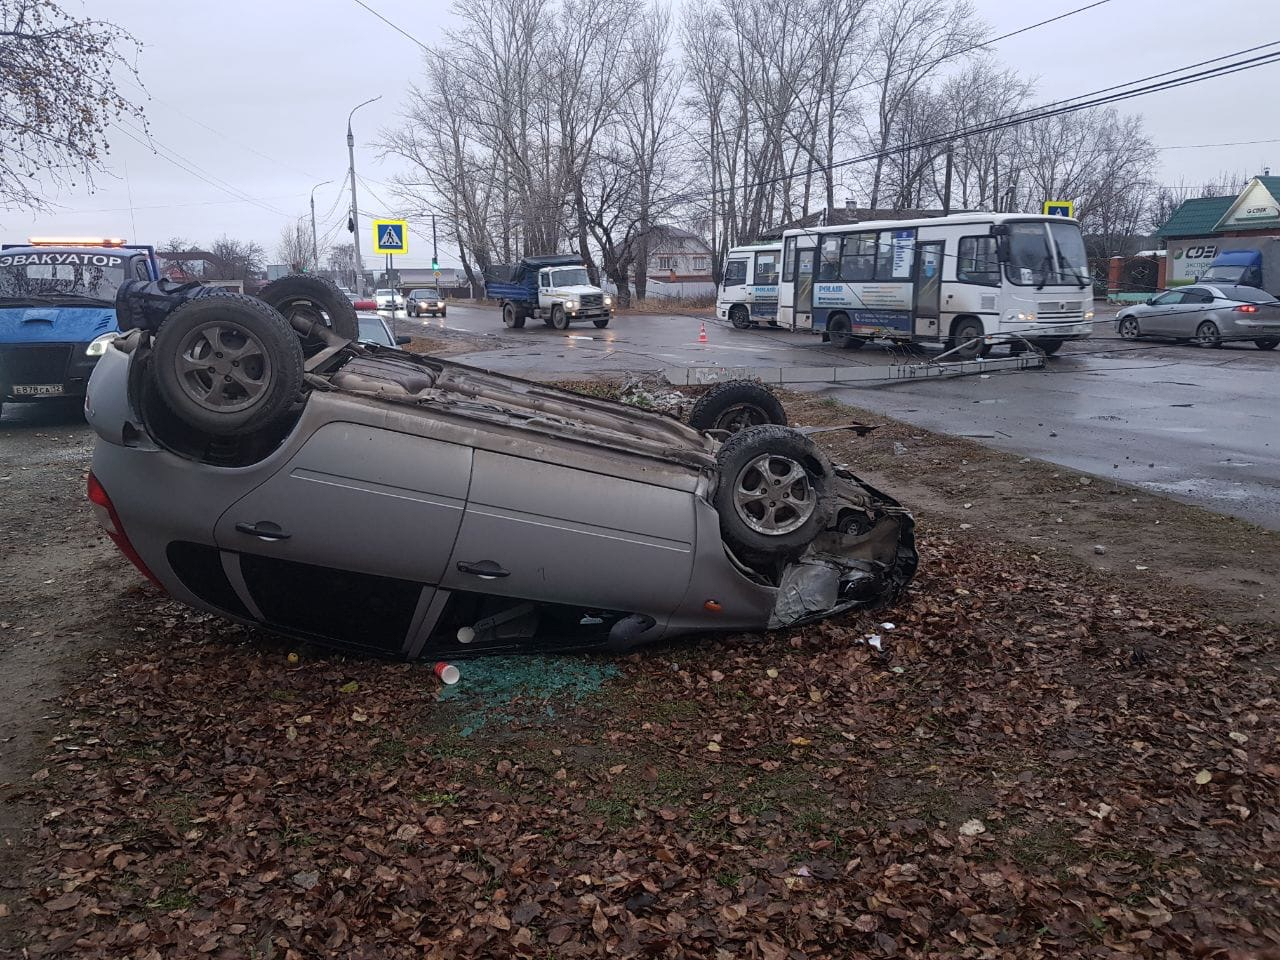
[768,469,917,629]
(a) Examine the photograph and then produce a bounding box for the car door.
[1171,286,1216,338]
[213,421,472,655]
[441,450,696,618]
[1140,290,1185,336]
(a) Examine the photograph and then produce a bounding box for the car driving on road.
[374,288,402,311]
[83,276,916,659]
[1116,284,1280,350]
[407,288,447,318]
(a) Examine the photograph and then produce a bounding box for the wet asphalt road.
[389,302,1280,530]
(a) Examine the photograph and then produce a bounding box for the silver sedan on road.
[1116,284,1280,350]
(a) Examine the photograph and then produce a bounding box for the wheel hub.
[732,453,815,535]
[175,321,271,414]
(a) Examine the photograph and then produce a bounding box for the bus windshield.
[1006,221,1089,288]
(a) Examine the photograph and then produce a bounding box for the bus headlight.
[85,333,117,357]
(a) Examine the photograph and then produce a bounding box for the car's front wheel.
[150,294,303,436]
[551,305,569,330]
[712,424,833,561]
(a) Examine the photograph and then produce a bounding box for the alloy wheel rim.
[733,453,816,535]
[175,320,272,413]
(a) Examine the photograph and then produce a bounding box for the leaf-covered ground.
[15,524,1279,959]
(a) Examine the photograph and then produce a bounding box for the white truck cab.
[717,243,782,329]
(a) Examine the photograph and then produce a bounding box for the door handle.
[235,521,291,542]
[456,559,510,580]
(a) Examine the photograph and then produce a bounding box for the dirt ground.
[1,383,1277,958]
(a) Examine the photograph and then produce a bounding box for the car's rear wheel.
[1255,337,1278,351]
[257,275,358,357]
[729,305,752,330]
[688,379,787,434]
[551,305,569,330]
[1118,316,1141,340]
[1195,320,1222,348]
[151,294,303,436]
[712,424,833,561]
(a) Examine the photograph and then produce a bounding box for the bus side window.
[723,259,748,287]
[840,233,876,282]
[957,237,1000,285]
[818,235,842,280]
[755,252,778,285]
[782,237,796,282]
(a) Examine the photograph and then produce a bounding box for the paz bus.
[715,242,783,329]
[776,213,1094,357]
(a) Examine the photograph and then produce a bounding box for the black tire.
[1256,337,1279,351]
[1118,316,1141,340]
[256,275,358,357]
[593,316,610,328]
[551,305,569,330]
[949,317,987,360]
[827,313,866,351]
[688,379,787,434]
[1033,338,1064,356]
[1195,320,1221,348]
[440,307,446,318]
[150,294,303,437]
[729,305,752,330]
[502,303,525,329]
[712,424,833,561]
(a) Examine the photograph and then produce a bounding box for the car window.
[1181,287,1215,305]
[357,317,393,345]
[1221,285,1278,304]
[1150,291,1185,306]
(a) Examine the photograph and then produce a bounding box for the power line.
[1156,137,1280,151]
[349,0,431,52]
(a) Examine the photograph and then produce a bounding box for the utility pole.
[431,214,438,271]
[942,143,954,216]
[309,179,333,272]
[346,96,382,295]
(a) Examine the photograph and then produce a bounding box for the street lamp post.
[309,179,333,273]
[346,95,382,296]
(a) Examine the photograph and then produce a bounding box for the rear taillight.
[87,472,161,587]
[1235,304,1260,313]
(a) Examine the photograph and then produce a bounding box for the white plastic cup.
[434,662,460,685]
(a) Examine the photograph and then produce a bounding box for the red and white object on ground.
[698,321,709,343]
[434,661,460,685]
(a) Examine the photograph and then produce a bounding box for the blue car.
[0,239,159,418]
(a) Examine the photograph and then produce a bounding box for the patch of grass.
[415,791,458,807]
[278,828,317,849]
[150,888,196,911]
[585,796,634,830]
[268,689,297,703]
[375,738,410,765]
[714,869,743,889]
[151,793,198,833]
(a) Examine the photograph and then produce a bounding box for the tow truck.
[0,237,159,418]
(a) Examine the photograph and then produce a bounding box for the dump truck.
[484,254,612,330]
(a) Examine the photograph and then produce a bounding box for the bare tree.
[209,236,265,283]
[863,0,985,208]
[276,220,316,273]
[0,0,145,209]
[327,242,359,289]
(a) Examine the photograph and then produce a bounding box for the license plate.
[12,384,64,397]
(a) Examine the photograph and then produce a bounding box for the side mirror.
[395,335,412,345]
[1145,298,1155,305]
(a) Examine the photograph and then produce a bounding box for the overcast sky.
[5,0,1277,269]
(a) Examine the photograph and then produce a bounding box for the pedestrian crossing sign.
[372,219,408,254]
[1042,200,1074,218]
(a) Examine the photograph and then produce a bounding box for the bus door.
[912,241,943,338]
[793,244,816,330]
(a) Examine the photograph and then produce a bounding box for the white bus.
[716,242,783,329]
[777,213,1094,356]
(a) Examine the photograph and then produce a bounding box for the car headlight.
[436,301,444,308]
[85,333,116,357]
[565,301,579,311]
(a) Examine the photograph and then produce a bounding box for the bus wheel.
[828,315,865,351]
[729,305,752,330]
[949,318,987,360]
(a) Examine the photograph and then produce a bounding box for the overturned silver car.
[85,277,916,658]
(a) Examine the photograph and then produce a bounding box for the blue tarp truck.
[0,238,159,418]
[483,253,612,330]
[1199,247,1280,297]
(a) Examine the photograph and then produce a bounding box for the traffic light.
[431,256,438,270]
